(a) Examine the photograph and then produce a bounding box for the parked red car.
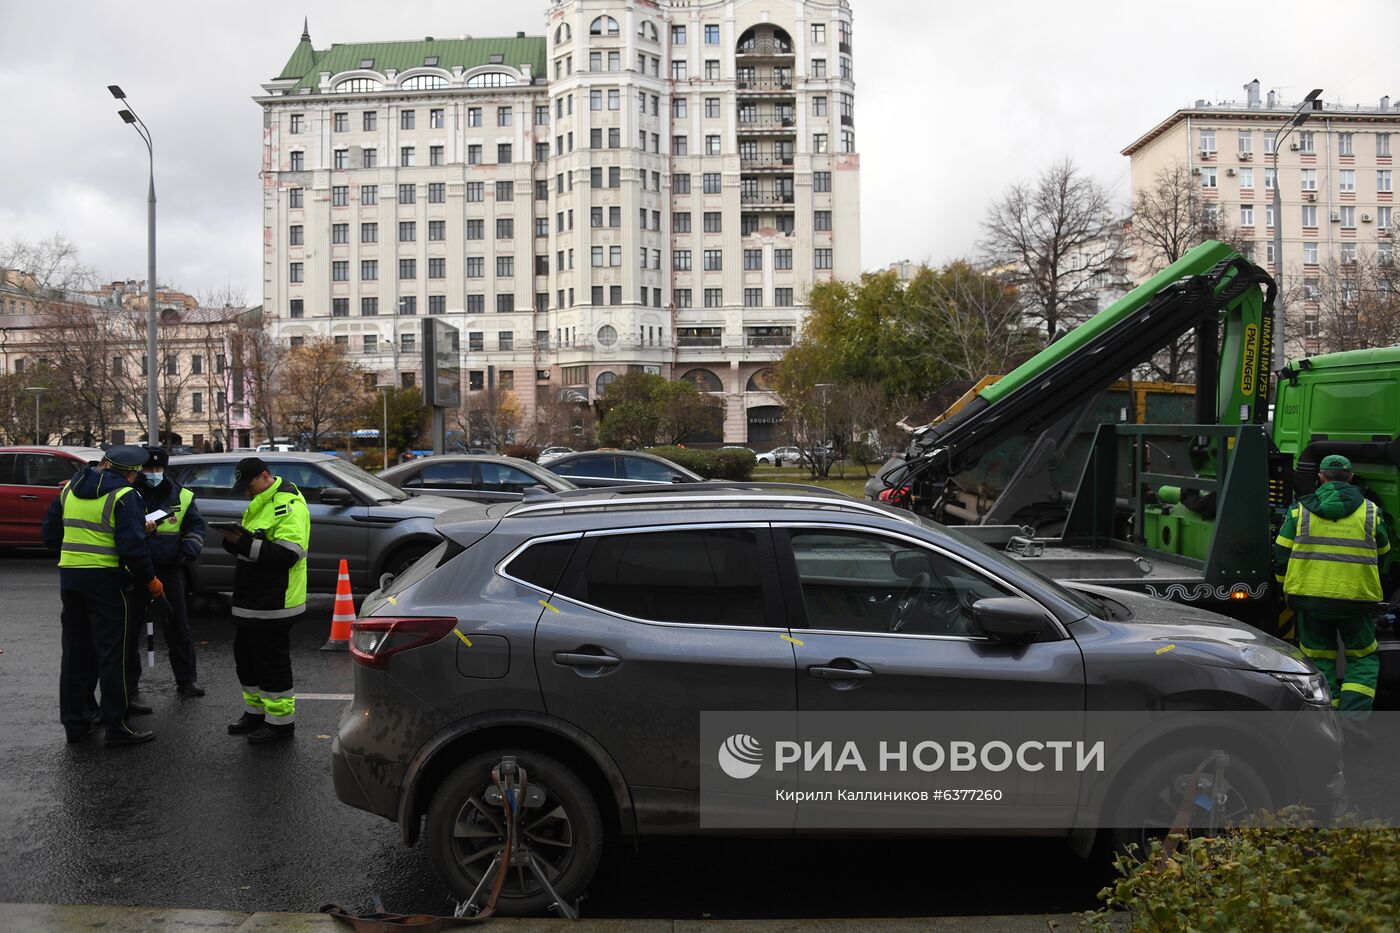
[0,446,105,547]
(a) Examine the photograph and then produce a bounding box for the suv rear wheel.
[425,748,604,916]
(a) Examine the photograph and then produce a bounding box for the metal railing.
[740,192,796,205]
[736,39,794,56]
[736,78,794,92]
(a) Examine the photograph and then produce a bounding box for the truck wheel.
[1101,745,1273,859]
[426,749,604,916]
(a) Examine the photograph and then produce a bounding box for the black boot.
[228,712,265,735]
[247,722,295,744]
[105,726,156,747]
[65,723,97,744]
[178,682,206,697]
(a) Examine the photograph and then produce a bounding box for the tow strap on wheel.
[321,902,485,930]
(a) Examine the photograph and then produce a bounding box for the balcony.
[736,116,797,135]
[736,77,794,94]
[677,335,722,348]
[740,191,796,205]
[739,153,795,170]
[736,39,794,58]
[745,335,792,347]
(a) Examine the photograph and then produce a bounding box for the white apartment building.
[257,0,860,446]
[1124,80,1398,354]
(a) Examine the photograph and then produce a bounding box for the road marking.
[453,629,473,647]
[298,693,353,701]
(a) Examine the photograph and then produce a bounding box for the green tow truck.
[869,241,1399,680]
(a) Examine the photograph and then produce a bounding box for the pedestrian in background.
[129,447,207,698]
[42,445,164,746]
[1275,454,1391,723]
[216,457,310,744]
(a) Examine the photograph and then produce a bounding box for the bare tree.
[0,235,91,293]
[1291,250,1400,357]
[906,261,1040,383]
[454,387,523,450]
[980,158,1126,339]
[279,337,368,449]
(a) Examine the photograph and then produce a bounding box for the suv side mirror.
[971,597,1047,642]
[320,487,355,507]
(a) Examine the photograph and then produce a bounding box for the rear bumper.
[331,735,405,821]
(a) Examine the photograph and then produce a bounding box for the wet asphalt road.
[0,551,1106,920]
[6,551,1395,921]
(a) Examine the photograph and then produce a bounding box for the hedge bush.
[502,444,540,462]
[1081,808,1400,932]
[645,446,755,481]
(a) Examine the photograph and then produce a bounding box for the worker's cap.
[104,445,149,472]
[144,447,169,470]
[1319,454,1352,471]
[231,456,271,494]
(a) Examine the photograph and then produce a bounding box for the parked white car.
[756,445,802,466]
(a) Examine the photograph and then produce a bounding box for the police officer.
[1275,454,1392,716]
[42,445,164,746]
[216,457,310,744]
[129,447,207,697]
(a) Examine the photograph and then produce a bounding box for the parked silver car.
[169,452,462,593]
[377,455,576,504]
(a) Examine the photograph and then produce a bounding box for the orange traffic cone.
[321,558,355,651]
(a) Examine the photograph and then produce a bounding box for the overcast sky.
[1,1,1395,300]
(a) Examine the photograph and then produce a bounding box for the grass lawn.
[750,466,872,499]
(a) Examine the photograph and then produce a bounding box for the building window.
[399,297,417,316]
[1338,132,1353,156]
[497,144,512,163]
[774,288,793,307]
[813,133,828,153]
[332,185,349,206]
[1379,170,1394,193]
[428,295,446,316]
[1379,134,1393,157]
[329,297,348,317]
[467,295,485,314]
[428,220,445,241]
[814,210,832,231]
[466,182,484,202]
[1339,170,1356,193]
[401,110,415,130]
[398,183,415,204]
[744,287,763,307]
[703,288,723,308]
[703,172,722,194]
[704,211,722,233]
[467,257,485,278]
[331,223,349,244]
[467,219,484,240]
[1340,206,1356,228]
[1298,131,1315,154]
[468,144,482,165]
[743,249,762,270]
[671,60,687,80]
[1264,168,1276,191]
[1379,206,1394,229]
[362,185,377,205]
[289,262,303,283]
[428,258,446,279]
[674,249,692,271]
[813,171,832,193]
[334,149,349,169]
[332,260,349,281]
[497,218,515,239]
[706,135,722,155]
[289,151,305,171]
[362,111,376,131]
[497,256,514,277]
[774,249,793,271]
[1200,167,1217,189]
[703,249,723,270]
[673,135,688,156]
[399,259,416,279]
[288,187,303,208]
[496,294,514,313]
[289,299,304,319]
[363,335,378,353]
[361,297,378,316]
[361,260,378,280]
[496,181,514,201]
[399,221,416,242]
[1239,205,1254,227]
[705,60,720,80]
[814,248,833,270]
[289,224,304,246]
[1238,167,1254,189]
[1301,205,1318,228]
[1303,242,1319,264]
[290,113,304,133]
[812,58,827,79]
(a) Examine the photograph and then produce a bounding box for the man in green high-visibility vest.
[1274,454,1392,720]
[42,445,165,746]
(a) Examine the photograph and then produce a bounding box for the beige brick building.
[256,0,860,446]
[1123,80,1398,355]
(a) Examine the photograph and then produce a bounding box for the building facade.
[257,0,860,445]
[1124,80,1398,355]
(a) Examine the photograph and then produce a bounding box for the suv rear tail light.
[350,616,459,669]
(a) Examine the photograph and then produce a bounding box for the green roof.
[275,32,547,91]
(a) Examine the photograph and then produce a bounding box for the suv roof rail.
[506,486,917,523]
[521,486,563,503]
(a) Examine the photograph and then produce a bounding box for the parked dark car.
[545,450,704,488]
[377,455,576,504]
[169,452,463,593]
[0,446,104,547]
[333,486,1343,915]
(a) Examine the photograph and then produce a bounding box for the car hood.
[369,494,464,518]
[1068,583,1312,675]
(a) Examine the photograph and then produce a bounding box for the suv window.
[479,463,542,493]
[558,455,617,479]
[561,528,768,627]
[784,529,1018,636]
[504,538,578,592]
[272,464,341,503]
[622,456,677,482]
[415,461,475,489]
[22,453,81,486]
[175,462,243,499]
[0,453,17,484]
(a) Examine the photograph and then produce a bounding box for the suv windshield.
[319,458,409,502]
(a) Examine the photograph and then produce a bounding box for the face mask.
[144,471,164,485]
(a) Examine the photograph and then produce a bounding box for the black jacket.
[42,466,156,589]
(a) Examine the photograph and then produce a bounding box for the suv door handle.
[19,494,39,500]
[808,660,875,680]
[554,650,622,668]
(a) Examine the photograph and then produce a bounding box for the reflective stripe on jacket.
[58,485,135,568]
[1280,500,1384,601]
[229,477,311,621]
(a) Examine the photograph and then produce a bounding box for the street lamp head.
[24,386,45,394]
[107,84,126,99]
[118,109,137,124]
[1293,112,1312,127]
[1304,88,1324,104]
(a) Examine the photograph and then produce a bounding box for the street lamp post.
[377,384,393,468]
[1270,88,1324,369]
[108,84,160,447]
[24,387,45,444]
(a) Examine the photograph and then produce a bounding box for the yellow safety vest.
[57,485,135,569]
[153,486,194,536]
[1283,500,1383,601]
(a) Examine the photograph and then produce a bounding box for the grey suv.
[332,486,1343,915]
[170,452,461,593]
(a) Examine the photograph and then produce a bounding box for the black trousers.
[233,621,295,696]
[126,564,197,689]
[60,584,136,733]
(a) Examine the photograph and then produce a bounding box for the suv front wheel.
[425,748,604,916]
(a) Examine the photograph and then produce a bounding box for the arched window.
[596,371,617,395]
[681,368,723,393]
[555,23,572,44]
[465,71,517,88]
[399,74,447,90]
[590,15,619,37]
[746,368,778,392]
[638,21,658,42]
[596,325,618,347]
[333,77,382,94]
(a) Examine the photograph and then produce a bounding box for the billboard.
[422,318,461,408]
